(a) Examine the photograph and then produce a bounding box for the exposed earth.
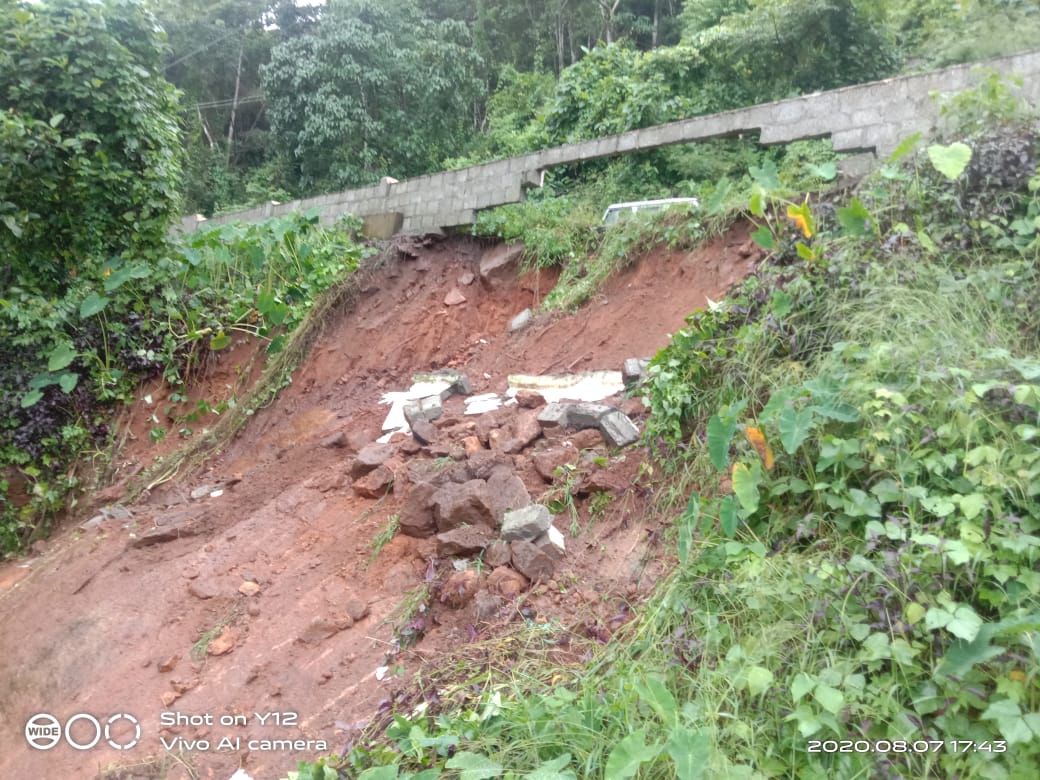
[0,226,759,780]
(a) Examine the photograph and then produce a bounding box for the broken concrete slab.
[501,505,553,542]
[567,402,613,430]
[508,370,625,404]
[465,393,504,415]
[412,370,472,397]
[622,357,651,388]
[599,409,641,448]
[537,403,569,428]
[404,395,443,426]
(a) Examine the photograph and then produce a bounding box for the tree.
[683,0,899,102]
[261,0,484,191]
[0,0,182,295]
[152,0,278,214]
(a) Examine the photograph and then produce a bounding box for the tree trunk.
[197,104,215,149]
[652,0,660,48]
[226,44,244,167]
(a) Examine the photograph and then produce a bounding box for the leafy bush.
[0,0,182,296]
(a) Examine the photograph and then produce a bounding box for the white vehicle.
[601,197,699,225]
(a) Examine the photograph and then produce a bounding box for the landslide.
[0,227,760,780]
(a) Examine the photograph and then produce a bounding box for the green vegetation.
[287,77,1040,779]
[149,0,1040,215]
[2,1,1039,775]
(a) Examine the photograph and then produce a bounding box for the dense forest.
[155,0,1040,214]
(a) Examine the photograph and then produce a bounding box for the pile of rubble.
[336,366,649,609]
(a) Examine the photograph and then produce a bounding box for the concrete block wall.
[178,49,1040,236]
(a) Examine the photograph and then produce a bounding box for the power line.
[179,95,266,113]
[166,25,247,70]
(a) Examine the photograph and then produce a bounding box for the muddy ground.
[0,227,758,780]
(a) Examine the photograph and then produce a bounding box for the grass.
[369,513,400,566]
[190,603,242,663]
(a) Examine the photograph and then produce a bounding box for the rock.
[432,480,496,531]
[81,514,107,530]
[533,447,578,481]
[352,464,394,498]
[158,655,180,673]
[479,242,524,288]
[206,627,236,656]
[344,598,370,622]
[459,271,475,286]
[510,308,532,331]
[408,458,470,487]
[411,419,438,445]
[599,410,640,448]
[462,435,483,455]
[622,358,650,388]
[247,602,261,617]
[451,373,473,396]
[578,468,626,495]
[485,539,512,568]
[569,428,606,450]
[189,485,219,501]
[436,524,495,556]
[510,540,556,581]
[128,520,203,549]
[161,691,181,707]
[238,581,261,596]
[440,570,481,608]
[351,443,394,478]
[533,525,566,560]
[399,437,423,455]
[466,449,509,480]
[475,411,502,445]
[567,403,613,430]
[501,505,553,542]
[188,579,219,600]
[537,403,569,428]
[515,389,546,409]
[512,410,543,450]
[319,431,346,449]
[444,287,467,306]
[297,617,342,645]
[309,470,347,493]
[487,566,529,599]
[399,483,437,538]
[487,470,531,524]
[474,590,506,621]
